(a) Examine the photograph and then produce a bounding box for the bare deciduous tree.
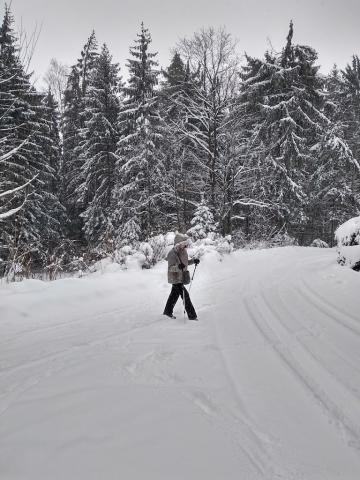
[169,27,267,233]
[44,58,69,116]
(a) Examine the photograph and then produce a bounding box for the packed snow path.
[1,247,360,479]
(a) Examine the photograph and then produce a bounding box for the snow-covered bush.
[3,230,234,281]
[335,216,360,271]
[234,229,298,250]
[149,234,168,264]
[337,246,360,271]
[188,233,233,260]
[139,242,154,269]
[310,239,329,248]
[214,235,233,255]
[102,231,234,272]
[112,245,134,266]
[335,216,360,246]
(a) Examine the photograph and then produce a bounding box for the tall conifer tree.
[115,23,164,242]
[0,6,63,263]
[79,44,121,245]
[61,32,99,241]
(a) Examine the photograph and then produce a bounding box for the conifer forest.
[1,5,360,278]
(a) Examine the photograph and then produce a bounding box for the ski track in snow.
[1,247,360,479]
[245,292,360,450]
[270,287,360,397]
[299,277,360,337]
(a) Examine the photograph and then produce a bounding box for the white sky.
[7,0,360,88]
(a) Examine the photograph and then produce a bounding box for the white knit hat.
[174,232,189,246]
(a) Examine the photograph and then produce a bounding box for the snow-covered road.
[1,247,360,479]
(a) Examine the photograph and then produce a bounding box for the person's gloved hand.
[193,258,200,265]
[178,262,185,270]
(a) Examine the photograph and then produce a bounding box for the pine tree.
[61,65,84,239]
[79,44,121,246]
[0,6,62,263]
[340,55,360,162]
[115,23,164,242]
[159,52,199,231]
[77,30,99,97]
[238,23,329,240]
[337,57,360,199]
[38,89,66,247]
[308,128,357,244]
[187,195,216,240]
[309,64,360,243]
[162,52,187,93]
[61,32,99,241]
[119,217,142,247]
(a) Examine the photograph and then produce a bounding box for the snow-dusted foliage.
[87,232,233,275]
[61,31,99,241]
[117,217,142,248]
[79,44,122,245]
[244,232,298,250]
[1,8,360,280]
[170,28,263,235]
[0,6,64,278]
[188,233,233,258]
[114,23,164,239]
[238,21,359,243]
[310,239,329,248]
[337,245,360,271]
[335,216,360,271]
[187,197,217,240]
[335,216,360,246]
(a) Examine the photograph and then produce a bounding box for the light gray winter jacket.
[166,233,195,284]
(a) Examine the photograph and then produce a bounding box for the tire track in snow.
[243,294,360,451]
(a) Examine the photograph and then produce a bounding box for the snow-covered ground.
[1,247,360,480]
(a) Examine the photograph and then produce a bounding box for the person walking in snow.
[163,233,200,320]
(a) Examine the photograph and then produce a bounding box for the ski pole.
[182,284,186,321]
[188,263,198,294]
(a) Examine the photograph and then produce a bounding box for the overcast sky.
[7,0,360,87]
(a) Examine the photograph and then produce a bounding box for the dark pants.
[163,283,197,319]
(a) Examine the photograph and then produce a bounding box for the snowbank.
[335,215,360,246]
[337,245,360,270]
[335,216,360,271]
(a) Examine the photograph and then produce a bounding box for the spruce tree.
[115,23,164,242]
[338,57,360,198]
[61,65,84,239]
[61,32,99,241]
[79,44,121,246]
[77,31,98,97]
[162,51,187,93]
[159,52,198,231]
[239,23,328,241]
[187,196,216,240]
[38,89,66,248]
[0,6,62,264]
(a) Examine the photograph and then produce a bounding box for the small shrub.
[310,239,329,248]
